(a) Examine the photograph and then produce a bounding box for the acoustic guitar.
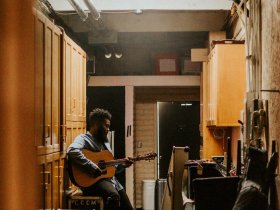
[68,149,157,188]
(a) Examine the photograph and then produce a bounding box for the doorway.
[157,101,200,178]
[87,86,126,186]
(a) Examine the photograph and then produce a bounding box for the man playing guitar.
[67,108,134,210]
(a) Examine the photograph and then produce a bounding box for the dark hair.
[88,108,112,127]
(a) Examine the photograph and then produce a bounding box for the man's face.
[103,118,111,135]
[95,118,111,141]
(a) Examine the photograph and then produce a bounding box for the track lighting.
[115,52,123,59]
[104,46,123,59]
[105,53,112,59]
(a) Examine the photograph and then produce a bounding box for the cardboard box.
[191,49,208,62]
[181,59,201,75]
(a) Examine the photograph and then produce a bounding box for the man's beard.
[96,125,108,143]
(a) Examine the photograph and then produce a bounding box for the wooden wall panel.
[261,1,280,207]
[45,20,53,151]
[35,13,45,149]
[0,0,39,209]
[202,62,224,159]
[63,33,86,123]
[52,26,61,152]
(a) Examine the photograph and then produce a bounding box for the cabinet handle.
[71,98,76,113]
[73,98,76,109]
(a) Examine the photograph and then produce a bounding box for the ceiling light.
[181,103,192,106]
[115,52,123,59]
[135,9,143,14]
[105,53,112,59]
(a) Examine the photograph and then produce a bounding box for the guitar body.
[70,150,116,188]
[68,149,156,188]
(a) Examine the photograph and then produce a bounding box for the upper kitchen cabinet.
[206,42,246,127]
[34,10,61,155]
[62,33,86,123]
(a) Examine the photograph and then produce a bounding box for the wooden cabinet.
[62,33,86,123]
[206,44,246,127]
[35,11,61,155]
[202,43,246,159]
[38,154,66,210]
[34,10,86,210]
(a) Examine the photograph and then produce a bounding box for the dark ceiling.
[87,32,208,76]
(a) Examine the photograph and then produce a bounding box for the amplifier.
[68,196,104,210]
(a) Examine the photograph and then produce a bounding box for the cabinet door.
[65,39,72,121]
[35,12,45,154]
[77,53,86,121]
[44,20,53,153]
[212,48,218,125]
[63,33,86,122]
[215,44,246,126]
[82,55,86,119]
[52,26,61,153]
[71,48,78,120]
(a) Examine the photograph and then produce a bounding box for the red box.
[155,54,180,75]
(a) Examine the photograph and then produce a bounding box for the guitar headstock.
[130,152,157,161]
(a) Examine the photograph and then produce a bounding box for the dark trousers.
[82,179,134,210]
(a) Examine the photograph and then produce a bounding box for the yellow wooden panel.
[216,44,246,126]
[35,15,45,148]
[82,55,86,118]
[52,28,60,152]
[65,41,72,121]
[202,44,246,159]
[44,22,52,149]
[63,33,86,122]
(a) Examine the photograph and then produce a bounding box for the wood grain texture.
[202,62,225,159]
[207,44,246,126]
[261,1,280,208]
[0,1,39,209]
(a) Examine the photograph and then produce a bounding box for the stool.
[68,189,104,210]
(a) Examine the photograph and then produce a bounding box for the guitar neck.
[105,159,128,167]
[104,157,144,167]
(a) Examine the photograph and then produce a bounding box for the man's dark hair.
[88,108,112,127]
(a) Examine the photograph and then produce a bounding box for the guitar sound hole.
[98,160,106,170]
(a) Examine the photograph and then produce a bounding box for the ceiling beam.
[62,11,228,33]
[48,0,232,11]
[88,75,201,87]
